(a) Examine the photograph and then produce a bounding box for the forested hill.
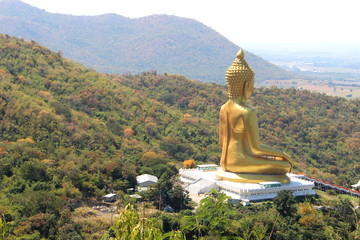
[1,34,359,187]
[0,33,359,237]
[0,0,299,84]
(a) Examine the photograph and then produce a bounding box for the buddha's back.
[217,49,292,183]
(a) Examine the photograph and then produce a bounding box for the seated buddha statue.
[216,49,293,183]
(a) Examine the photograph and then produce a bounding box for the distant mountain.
[0,0,299,84]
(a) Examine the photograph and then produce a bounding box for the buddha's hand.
[265,156,284,161]
[271,153,291,162]
[282,152,292,161]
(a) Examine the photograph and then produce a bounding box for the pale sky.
[21,0,360,48]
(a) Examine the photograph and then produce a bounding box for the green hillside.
[0,0,299,84]
[0,35,359,238]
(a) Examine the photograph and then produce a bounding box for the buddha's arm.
[245,111,290,159]
[219,105,227,148]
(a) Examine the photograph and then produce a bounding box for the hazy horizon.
[19,0,360,51]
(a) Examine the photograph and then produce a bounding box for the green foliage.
[0,218,9,240]
[273,191,297,217]
[18,161,51,182]
[142,175,191,212]
[55,223,84,240]
[155,213,181,233]
[12,190,66,218]
[112,204,163,240]
[162,230,186,240]
[181,190,234,238]
[253,87,359,185]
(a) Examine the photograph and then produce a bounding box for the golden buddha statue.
[216,49,293,183]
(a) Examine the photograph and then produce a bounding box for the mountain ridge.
[0,0,299,84]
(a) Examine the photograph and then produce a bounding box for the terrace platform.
[180,166,316,205]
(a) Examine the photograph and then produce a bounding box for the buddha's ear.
[244,78,254,99]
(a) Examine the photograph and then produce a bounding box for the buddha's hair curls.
[226,49,254,99]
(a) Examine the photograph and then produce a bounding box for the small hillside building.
[351,180,360,189]
[136,174,158,189]
[102,193,117,202]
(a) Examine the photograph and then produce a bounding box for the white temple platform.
[179,165,316,205]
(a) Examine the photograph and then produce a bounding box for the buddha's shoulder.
[221,101,255,114]
[245,106,255,113]
[239,106,255,115]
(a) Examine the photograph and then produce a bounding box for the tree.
[112,204,163,240]
[168,185,192,212]
[273,190,297,217]
[332,198,358,231]
[145,174,173,210]
[144,174,190,212]
[183,159,196,169]
[0,218,9,240]
[19,161,51,182]
[181,190,233,238]
[56,223,84,240]
[298,202,322,228]
[123,128,134,137]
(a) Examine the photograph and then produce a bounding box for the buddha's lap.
[224,155,291,174]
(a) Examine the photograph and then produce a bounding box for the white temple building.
[180,165,316,205]
[352,180,360,189]
[136,174,158,191]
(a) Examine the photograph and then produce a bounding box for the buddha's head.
[226,49,255,100]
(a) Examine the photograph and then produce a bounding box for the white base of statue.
[179,167,316,204]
